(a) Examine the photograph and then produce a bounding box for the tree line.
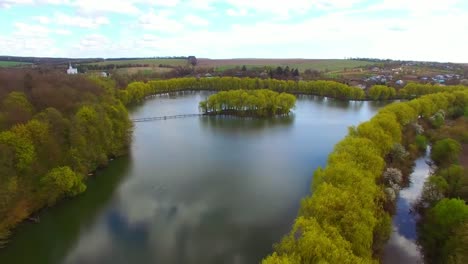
[399,83,467,98]
[120,77,467,105]
[119,77,369,104]
[0,70,132,246]
[199,89,296,117]
[261,90,468,263]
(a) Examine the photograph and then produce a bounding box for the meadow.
[197,59,372,72]
[0,61,31,67]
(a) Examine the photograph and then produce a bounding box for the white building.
[67,64,78,75]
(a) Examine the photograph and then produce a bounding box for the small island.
[199,89,296,117]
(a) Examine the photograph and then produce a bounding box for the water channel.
[383,149,432,263]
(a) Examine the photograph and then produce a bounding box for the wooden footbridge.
[132,113,205,122]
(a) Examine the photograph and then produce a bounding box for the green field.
[207,59,373,72]
[84,58,373,73]
[86,59,187,67]
[0,61,32,67]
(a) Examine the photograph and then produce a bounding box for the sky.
[0,0,467,62]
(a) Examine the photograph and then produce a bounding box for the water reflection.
[199,115,295,134]
[383,150,431,263]
[0,157,132,264]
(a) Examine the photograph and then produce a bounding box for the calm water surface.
[383,149,432,264]
[0,91,388,264]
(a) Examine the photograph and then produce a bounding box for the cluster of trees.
[399,83,467,98]
[369,83,468,101]
[262,90,468,263]
[118,77,368,104]
[268,66,300,79]
[368,85,397,100]
[0,69,132,246]
[419,199,467,264]
[199,90,296,117]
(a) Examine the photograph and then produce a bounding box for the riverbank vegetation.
[199,90,296,117]
[262,90,468,263]
[119,77,467,105]
[119,77,367,103]
[0,70,131,247]
[415,115,468,263]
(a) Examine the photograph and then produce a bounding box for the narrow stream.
[382,148,432,263]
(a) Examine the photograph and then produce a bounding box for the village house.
[395,80,405,86]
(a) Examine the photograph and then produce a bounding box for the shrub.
[431,138,462,166]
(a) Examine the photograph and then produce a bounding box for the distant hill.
[0,56,188,66]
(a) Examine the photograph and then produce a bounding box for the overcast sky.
[0,0,467,62]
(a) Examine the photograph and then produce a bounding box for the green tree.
[415,135,428,151]
[269,216,372,263]
[0,91,34,129]
[40,166,86,206]
[438,165,465,198]
[431,138,462,166]
[419,199,468,264]
[422,176,449,205]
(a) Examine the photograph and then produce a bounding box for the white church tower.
[67,63,78,75]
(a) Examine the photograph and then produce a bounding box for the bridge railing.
[132,113,204,122]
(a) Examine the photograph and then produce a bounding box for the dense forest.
[261,90,468,263]
[199,90,296,117]
[0,70,132,246]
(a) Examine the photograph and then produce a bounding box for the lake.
[0,91,388,264]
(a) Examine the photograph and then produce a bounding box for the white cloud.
[48,6,468,62]
[77,34,110,49]
[314,0,364,9]
[0,0,180,13]
[224,0,365,18]
[14,22,50,37]
[184,15,209,26]
[367,0,462,14]
[0,0,69,8]
[54,28,72,35]
[34,15,51,24]
[53,12,110,28]
[149,0,179,7]
[0,22,63,57]
[0,0,32,8]
[186,0,216,10]
[226,8,248,17]
[70,0,140,15]
[139,10,183,32]
[1,0,467,62]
